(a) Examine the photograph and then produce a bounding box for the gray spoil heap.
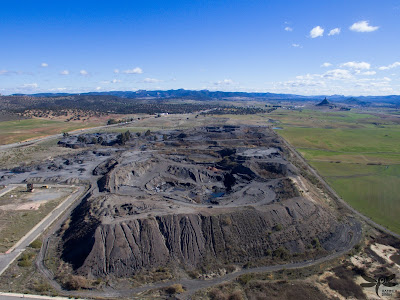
[58,126,359,277]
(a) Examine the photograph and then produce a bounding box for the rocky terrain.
[21,125,354,280]
[0,125,360,281]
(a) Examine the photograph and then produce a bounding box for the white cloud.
[143,78,162,83]
[310,26,324,38]
[49,87,67,92]
[22,83,38,88]
[114,69,120,74]
[340,61,371,70]
[328,28,341,36]
[268,63,399,96]
[80,70,89,76]
[60,70,69,75]
[292,43,302,48]
[122,67,143,74]
[41,62,48,67]
[321,62,332,67]
[350,20,379,32]
[111,79,121,83]
[284,26,293,32]
[378,62,400,70]
[0,70,27,75]
[214,79,234,85]
[323,69,353,80]
[96,86,102,90]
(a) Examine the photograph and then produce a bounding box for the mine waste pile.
[30,126,359,278]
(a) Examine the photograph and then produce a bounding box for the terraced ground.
[268,109,400,234]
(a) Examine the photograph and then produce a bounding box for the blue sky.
[1,0,399,96]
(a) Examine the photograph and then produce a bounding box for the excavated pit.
[54,125,360,278]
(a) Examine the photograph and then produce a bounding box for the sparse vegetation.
[29,239,43,249]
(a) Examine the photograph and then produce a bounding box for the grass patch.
[0,118,102,145]
[273,109,400,234]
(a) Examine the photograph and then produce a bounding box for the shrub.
[165,283,184,294]
[273,247,290,260]
[29,239,42,249]
[64,275,89,290]
[209,289,228,300]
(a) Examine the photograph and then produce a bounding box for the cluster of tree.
[201,107,267,115]
[0,95,226,115]
[116,130,131,145]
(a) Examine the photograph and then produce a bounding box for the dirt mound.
[56,126,359,278]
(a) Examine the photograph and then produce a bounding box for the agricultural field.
[0,118,103,145]
[271,109,400,234]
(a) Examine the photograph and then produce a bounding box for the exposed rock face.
[58,126,358,278]
[64,197,342,277]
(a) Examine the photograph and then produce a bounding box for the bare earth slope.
[54,126,359,278]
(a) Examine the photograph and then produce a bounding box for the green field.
[0,118,102,145]
[273,109,400,234]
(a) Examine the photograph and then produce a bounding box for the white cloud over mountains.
[350,21,379,32]
[270,59,396,96]
[214,79,235,86]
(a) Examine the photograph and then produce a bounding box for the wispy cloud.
[362,71,376,76]
[122,67,143,74]
[49,87,67,92]
[41,62,48,67]
[80,70,89,76]
[60,70,69,75]
[321,62,332,67]
[143,78,162,83]
[214,79,235,85]
[114,69,120,74]
[21,83,38,88]
[323,69,353,80]
[378,62,400,70]
[350,20,379,32]
[292,43,302,48]
[340,61,371,70]
[328,28,341,36]
[310,26,324,38]
[101,79,121,84]
[284,26,293,32]
[0,70,30,75]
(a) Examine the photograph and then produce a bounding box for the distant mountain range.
[11,89,400,104]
